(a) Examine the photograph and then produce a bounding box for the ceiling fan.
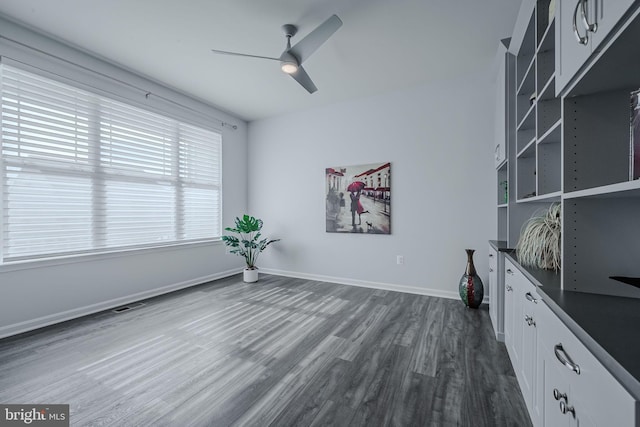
[211,14,343,94]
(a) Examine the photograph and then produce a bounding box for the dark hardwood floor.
[0,274,532,426]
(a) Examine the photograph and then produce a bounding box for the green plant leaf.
[222,215,278,269]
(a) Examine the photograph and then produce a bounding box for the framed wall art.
[325,162,390,234]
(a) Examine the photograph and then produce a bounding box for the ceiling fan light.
[281,61,298,74]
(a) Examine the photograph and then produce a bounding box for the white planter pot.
[243,268,259,283]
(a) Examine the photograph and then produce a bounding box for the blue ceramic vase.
[459,249,484,309]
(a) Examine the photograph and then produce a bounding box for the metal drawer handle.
[573,0,589,45]
[559,401,576,418]
[525,292,538,304]
[580,0,597,32]
[553,388,567,402]
[506,285,513,292]
[506,269,514,275]
[554,344,581,375]
[524,315,536,327]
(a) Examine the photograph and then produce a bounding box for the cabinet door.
[590,0,638,51]
[489,248,499,335]
[556,0,593,95]
[542,345,574,427]
[538,301,638,426]
[511,275,524,376]
[538,307,574,427]
[534,322,546,426]
[575,411,596,427]
[520,283,540,423]
[503,263,517,365]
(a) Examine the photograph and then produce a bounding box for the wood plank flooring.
[0,274,531,426]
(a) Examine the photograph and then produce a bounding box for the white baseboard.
[0,268,242,339]
[259,268,460,300]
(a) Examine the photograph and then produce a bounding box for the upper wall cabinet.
[556,0,592,94]
[556,0,637,95]
[591,0,638,50]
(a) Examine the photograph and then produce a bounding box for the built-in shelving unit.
[493,2,640,423]
[495,35,513,244]
[496,0,640,299]
[560,6,640,300]
[514,0,562,204]
[495,0,565,245]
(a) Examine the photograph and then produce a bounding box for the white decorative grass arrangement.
[516,203,562,271]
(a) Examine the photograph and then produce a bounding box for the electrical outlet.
[397,255,404,265]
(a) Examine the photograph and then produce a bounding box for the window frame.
[0,60,224,266]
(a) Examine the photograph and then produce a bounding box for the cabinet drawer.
[505,259,539,299]
[519,274,540,312]
[538,302,637,426]
[504,258,522,288]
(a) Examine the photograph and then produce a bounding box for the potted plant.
[221,215,280,283]
[516,203,561,271]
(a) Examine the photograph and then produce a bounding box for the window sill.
[0,239,223,273]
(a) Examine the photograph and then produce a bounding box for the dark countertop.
[489,240,511,252]
[503,251,640,399]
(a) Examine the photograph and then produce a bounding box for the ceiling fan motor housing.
[282,24,298,38]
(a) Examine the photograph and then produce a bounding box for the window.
[0,64,222,263]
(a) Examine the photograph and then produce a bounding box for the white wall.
[248,66,496,299]
[0,17,248,338]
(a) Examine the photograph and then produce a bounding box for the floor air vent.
[112,302,146,313]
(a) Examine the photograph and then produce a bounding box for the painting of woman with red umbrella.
[325,162,390,234]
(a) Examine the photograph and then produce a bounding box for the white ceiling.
[0,0,521,122]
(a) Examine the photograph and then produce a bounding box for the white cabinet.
[502,257,637,426]
[537,298,637,426]
[540,341,573,427]
[488,246,505,341]
[591,0,638,50]
[504,258,541,426]
[556,0,593,94]
[504,259,521,368]
[520,278,542,426]
[556,0,638,95]
[503,265,515,354]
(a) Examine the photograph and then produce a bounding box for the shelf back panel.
[564,90,631,192]
[564,198,640,298]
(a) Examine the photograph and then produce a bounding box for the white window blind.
[1,63,222,263]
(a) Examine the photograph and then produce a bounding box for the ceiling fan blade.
[211,49,280,62]
[289,14,342,64]
[290,66,318,94]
